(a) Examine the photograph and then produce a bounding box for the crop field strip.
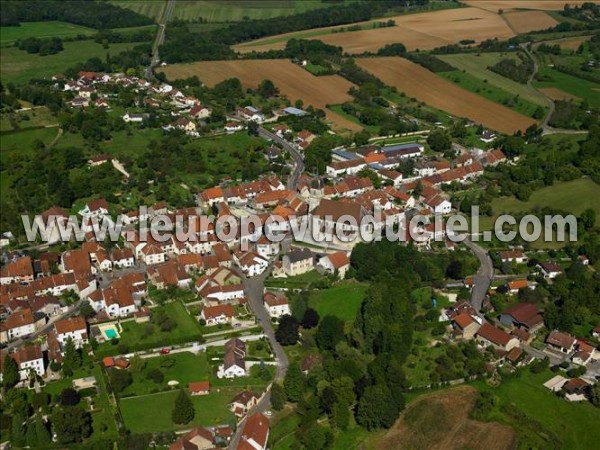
[356,57,537,134]
[111,0,338,22]
[462,1,592,12]
[236,7,522,54]
[502,10,558,33]
[160,59,362,132]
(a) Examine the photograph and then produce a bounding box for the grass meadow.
[1,40,145,84]
[0,21,96,46]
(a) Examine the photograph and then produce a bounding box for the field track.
[357,57,537,134]
[160,60,362,132]
[235,7,517,54]
[503,10,557,33]
[463,1,591,12]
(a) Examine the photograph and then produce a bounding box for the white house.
[2,309,36,342]
[235,251,268,277]
[200,304,235,326]
[1,345,45,381]
[239,106,265,123]
[317,251,351,279]
[282,248,314,277]
[110,248,135,268]
[256,236,280,259]
[54,316,88,349]
[139,244,166,265]
[424,195,451,215]
[263,291,290,318]
[218,338,247,379]
[225,122,244,133]
[538,262,563,279]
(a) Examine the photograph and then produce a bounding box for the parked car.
[160,348,170,354]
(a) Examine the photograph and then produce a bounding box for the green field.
[97,302,203,356]
[0,106,58,132]
[438,70,544,118]
[490,178,600,220]
[120,387,237,432]
[120,352,211,397]
[475,369,600,449]
[534,65,600,108]
[304,63,331,75]
[0,21,96,46]
[112,0,342,22]
[309,282,368,322]
[438,53,547,107]
[0,40,144,84]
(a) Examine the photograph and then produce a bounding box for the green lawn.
[112,0,342,22]
[438,70,544,118]
[304,63,332,76]
[534,65,600,108]
[489,178,600,221]
[97,302,203,356]
[1,40,145,84]
[0,21,96,46]
[120,388,237,433]
[474,369,600,449]
[121,351,211,397]
[438,53,547,107]
[309,282,368,322]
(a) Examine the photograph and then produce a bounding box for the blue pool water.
[104,329,118,339]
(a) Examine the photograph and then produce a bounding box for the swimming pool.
[104,328,118,339]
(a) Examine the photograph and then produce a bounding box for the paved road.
[258,127,304,190]
[461,237,494,313]
[144,0,175,80]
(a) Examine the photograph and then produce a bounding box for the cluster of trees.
[562,2,600,22]
[1,358,91,446]
[1,0,154,28]
[93,28,155,45]
[489,54,533,84]
[16,36,63,55]
[549,100,597,130]
[406,53,457,73]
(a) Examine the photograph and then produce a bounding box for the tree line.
[1,0,154,29]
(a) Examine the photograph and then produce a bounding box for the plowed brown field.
[235,7,516,54]
[503,10,557,33]
[160,60,361,132]
[540,87,581,101]
[378,386,516,450]
[356,57,537,134]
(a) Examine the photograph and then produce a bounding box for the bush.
[147,369,164,384]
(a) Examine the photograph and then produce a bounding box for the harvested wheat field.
[463,1,591,12]
[378,386,515,450]
[540,87,581,101]
[235,7,516,54]
[357,57,537,134]
[503,10,557,33]
[160,60,361,132]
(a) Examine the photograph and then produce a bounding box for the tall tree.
[283,362,305,402]
[275,314,300,345]
[315,315,344,351]
[301,308,320,329]
[51,405,92,444]
[270,382,286,411]
[356,384,398,430]
[2,354,19,390]
[62,338,81,377]
[35,415,51,447]
[171,389,195,425]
